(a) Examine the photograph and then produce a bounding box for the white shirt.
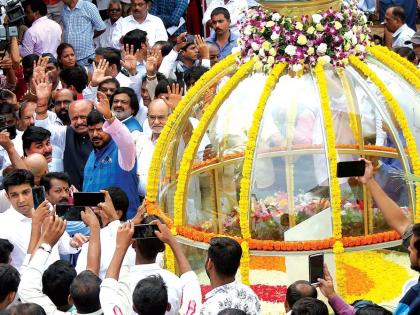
[392,24,415,48]
[133,131,156,196]
[75,220,136,279]
[94,18,121,48]
[200,281,261,315]
[0,129,23,171]
[202,0,247,28]
[0,207,78,271]
[111,14,168,48]
[19,16,62,58]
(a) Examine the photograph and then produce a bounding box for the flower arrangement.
[238,0,370,71]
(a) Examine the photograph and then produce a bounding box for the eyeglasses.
[147,115,168,122]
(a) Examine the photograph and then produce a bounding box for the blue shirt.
[62,0,106,60]
[123,116,143,133]
[207,31,239,60]
[395,281,420,315]
[149,0,188,35]
[83,139,139,219]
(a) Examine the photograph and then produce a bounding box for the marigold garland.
[173,60,255,228]
[165,244,175,273]
[145,54,238,203]
[349,55,420,223]
[240,241,251,285]
[370,45,420,87]
[369,46,420,91]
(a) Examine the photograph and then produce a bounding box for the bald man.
[135,99,170,197]
[285,280,318,314]
[24,153,48,186]
[53,88,76,125]
[35,100,94,189]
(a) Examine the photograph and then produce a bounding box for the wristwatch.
[39,243,52,253]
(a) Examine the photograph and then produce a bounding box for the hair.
[87,110,105,126]
[355,305,392,315]
[59,67,88,93]
[3,169,35,192]
[57,43,75,67]
[210,7,230,20]
[135,215,165,260]
[412,223,420,257]
[42,260,77,308]
[0,102,16,116]
[99,77,120,90]
[70,270,102,314]
[218,309,247,315]
[95,47,122,72]
[132,275,168,315]
[8,303,46,315]
[394,46,416,62]
[42,53,59,67]
[184,66,209,88]
[390,6,405,23]
[208,237,242,277]
[19,101,35,119]
[104,186,129,221]
[110,87,139,116]
[0,239,14,264]
[286,280,318,309]
[22,54,39,83]
[154,78,177,98]
[122,29,148,52]
[0,89,15,103]
[291,297,329,315]
[24,0,48,16]
[22,126,51,156]
[108,0,122,8]
[40,172,70,192]
[0,263,20,302]
[153,41,173,57]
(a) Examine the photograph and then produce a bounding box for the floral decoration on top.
[238,0,371,71]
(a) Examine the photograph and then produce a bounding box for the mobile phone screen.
[32,186,46,209]
[336,160,365,178]
[56,204,84,221]
[309,253,324,285]
[73,192,105,207]
[133,224,159,239]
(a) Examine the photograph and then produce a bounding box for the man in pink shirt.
[20,0,62,58]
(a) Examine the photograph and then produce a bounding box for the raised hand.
[116,221,134,250]
[96,91,112,119]
[0,130,13,151]
[32,74,52,102]
[132,203,147,225]
[40,215,66,247]
[70,232,89,248]
[0,57,13,70]
[174,32,188,52]
[356,158,374,184]
[145,47,159,76]
[152,220,175,246]
[161,83,183,109]
[91,59,112,87]
[98,190,119,222]
[195,35,210,60]
[32,200,50,227]
[121,44,138,76]
[32,56,49,81]
[81,207,101,229]
[317,263,337,300]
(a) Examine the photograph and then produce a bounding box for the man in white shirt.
[0,169,84,270]
[20,0,62,57]
[200,237,260,315]
[202,0,247,33]
[111,0,168,48]
[405,31,420,67]
[94,0,123,48]
[384,6,415,49]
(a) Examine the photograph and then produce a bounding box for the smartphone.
[56,204,84,221]
[309,253,324,285]
[185,34,195,43]
[336,160,365,178]
[73,192,105,207]
[133,224,159,239]
[32,186,46,209]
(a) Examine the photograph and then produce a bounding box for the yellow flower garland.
[237,63,286,285]
[165,243,175,272]
[349,55,420,223]
[369,46,420,91]
[173,60,255,228]
[145,54,238,202]
[314,63,345,296]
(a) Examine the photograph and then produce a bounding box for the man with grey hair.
[95,0,123,48]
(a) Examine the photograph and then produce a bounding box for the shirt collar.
[211,30,237,44]
[131,263,161,271]
[5,207,31,222]
[121,116,134,123]
[77,309,103,315]
[128,13,152,24]
[393,24,407,38]
[33,16,48,25]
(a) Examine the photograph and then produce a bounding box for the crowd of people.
[0,0,418,314]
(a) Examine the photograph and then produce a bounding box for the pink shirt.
[20,16,62,57]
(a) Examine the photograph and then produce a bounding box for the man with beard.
[206,7,238,60]
[357,159,420,314]
[35,82,94,190]
[110,87,142,134]
[83,92,139,219]
[52,89,75,126]
[135,99,169,199]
